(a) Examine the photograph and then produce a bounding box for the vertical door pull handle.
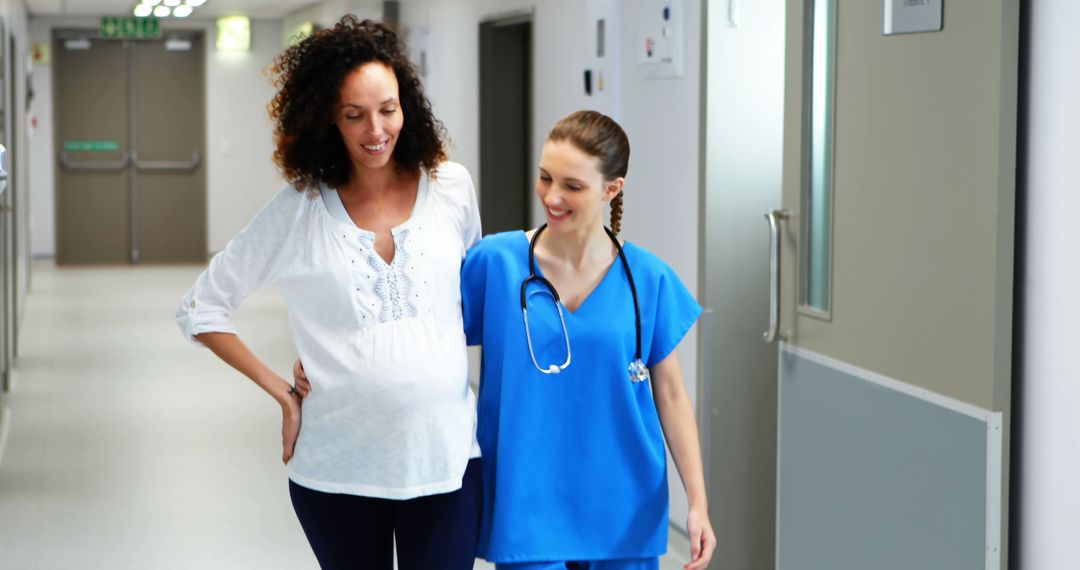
[0,144,7,197]
[764,209,789,343]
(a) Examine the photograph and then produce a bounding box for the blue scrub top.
[461,231,702,563]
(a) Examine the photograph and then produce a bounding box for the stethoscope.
[520,224,651,383]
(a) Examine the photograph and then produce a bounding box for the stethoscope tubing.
[521,225,645,375]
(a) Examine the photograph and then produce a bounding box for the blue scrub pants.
[289,458,482,570]
[496,558,660,570]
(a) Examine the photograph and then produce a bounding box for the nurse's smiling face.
[535,140,622,233]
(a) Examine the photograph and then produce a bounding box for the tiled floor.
[0,262,689,569]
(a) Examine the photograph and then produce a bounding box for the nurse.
[460,110,716,570]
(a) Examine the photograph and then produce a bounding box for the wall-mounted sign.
[31,42,51,64]
[101,17,162,40]
[883,0,943,35]
[637,0,683,79]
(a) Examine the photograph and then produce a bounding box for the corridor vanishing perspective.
[0,263,687,569]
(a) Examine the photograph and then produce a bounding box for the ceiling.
[26,0,317,19]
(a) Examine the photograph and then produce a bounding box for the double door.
[54,33,206,264]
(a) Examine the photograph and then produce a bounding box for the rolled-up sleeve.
[176,186,302,345]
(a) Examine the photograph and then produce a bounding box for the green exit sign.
[101,17,161,40]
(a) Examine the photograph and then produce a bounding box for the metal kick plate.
[883,0,943,35]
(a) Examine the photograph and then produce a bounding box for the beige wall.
[781,0,1017,412]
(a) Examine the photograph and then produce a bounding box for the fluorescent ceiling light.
[153,5,171,17]
[133,4,153,17]
[173,5,193,17]
[216,16,251,52]
[186,0,207,6]
[164,0,181,6]
[142,0,162,5]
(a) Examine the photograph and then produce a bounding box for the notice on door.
[63,140,120,152]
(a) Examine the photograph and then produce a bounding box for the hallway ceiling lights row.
[133,0,207,19]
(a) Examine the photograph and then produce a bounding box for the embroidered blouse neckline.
[318,170,430,236]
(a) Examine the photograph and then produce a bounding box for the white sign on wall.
[638,0,684,79]
[883,0,943,35]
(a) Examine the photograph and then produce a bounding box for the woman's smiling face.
[333,62,404,175]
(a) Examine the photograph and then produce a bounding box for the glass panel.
[802,0,834,314]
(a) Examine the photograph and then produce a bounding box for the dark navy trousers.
[290,458,482,570]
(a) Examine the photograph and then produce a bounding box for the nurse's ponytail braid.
[610,191,624,235]
[547,110,630,235]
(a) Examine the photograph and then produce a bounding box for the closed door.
[700,0,786,568]
[773,1,1017,569]
[54,34,205,264]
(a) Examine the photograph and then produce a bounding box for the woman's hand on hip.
[684,505,717,570]
[292,358,312,396]
[281,393,302,464]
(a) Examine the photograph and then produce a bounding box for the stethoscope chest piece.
[628,359,650,383]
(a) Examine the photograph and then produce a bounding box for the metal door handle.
[59,151,131,171]
[764,209,789,343]
[132,151,201,171]
[0,144,8,197]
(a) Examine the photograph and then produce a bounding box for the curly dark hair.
[269,16,447,190]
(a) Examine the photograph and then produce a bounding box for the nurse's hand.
[292,358,312,396]
[684,505,716,570]
[281,392,302,464]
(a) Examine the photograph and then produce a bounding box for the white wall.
[28,17,286,256]
[2,0,32,319]
[282,0,382,45]
[205,19,286,253]
[28,18,53,258]
[1019,0,1080,567]
[400,0,703,532]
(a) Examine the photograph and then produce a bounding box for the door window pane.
[802,0,834,315]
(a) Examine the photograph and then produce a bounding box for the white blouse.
[176,162,482,499]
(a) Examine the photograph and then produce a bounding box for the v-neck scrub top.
[177,161,481,500]
[460,231,703,562]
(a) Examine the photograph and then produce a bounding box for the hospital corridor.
[0,262,687,568]
[0,0,1077,569]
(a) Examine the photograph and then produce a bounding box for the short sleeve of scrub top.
[460,231,702,564]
